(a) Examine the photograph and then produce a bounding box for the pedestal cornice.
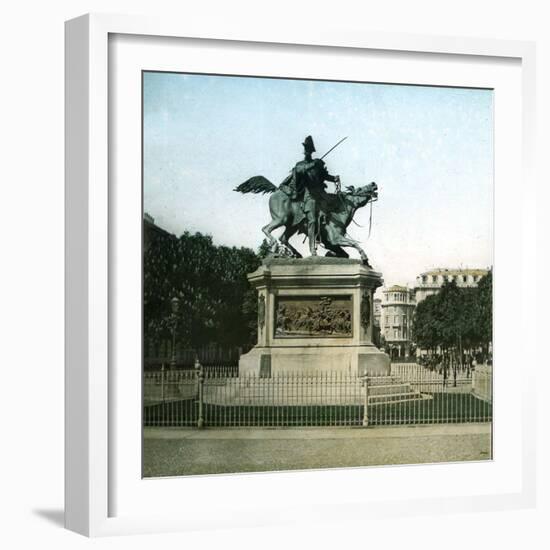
[248,258,384,290]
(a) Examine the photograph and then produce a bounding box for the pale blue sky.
[143,72,493,287]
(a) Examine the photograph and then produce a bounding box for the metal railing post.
[362,375,370,427]
[161,363,165,404]
[195,357,205,429]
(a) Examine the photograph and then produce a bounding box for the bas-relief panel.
[274,295,353,338]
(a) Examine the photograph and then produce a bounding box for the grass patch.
[144,393,492,427]
[367,393,492,426]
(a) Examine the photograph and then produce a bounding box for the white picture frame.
[65,13,537,537]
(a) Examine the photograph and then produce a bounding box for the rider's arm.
[318,160,341,187]
[323,168,341,191]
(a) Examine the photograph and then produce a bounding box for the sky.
[143,72,493,288]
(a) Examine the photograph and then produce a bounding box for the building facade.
[378,268,490,360]
[414,268,489,304]
[380,285,416,359]
[143,212,176,252]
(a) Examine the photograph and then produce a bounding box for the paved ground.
[143,423,492,477]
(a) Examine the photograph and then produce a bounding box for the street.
[143,423,491,477]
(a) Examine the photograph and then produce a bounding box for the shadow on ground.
[33,509,64,527]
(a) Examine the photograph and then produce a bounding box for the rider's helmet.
[302,135,316,154]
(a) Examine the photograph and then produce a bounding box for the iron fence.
[391,362,474,380]
[143,365,492,428]
[144,347,244,370]
[472,365,493,403]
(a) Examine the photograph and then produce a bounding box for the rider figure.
[292,136,340,256]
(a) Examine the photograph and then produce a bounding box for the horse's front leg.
[331,234,372,267]
[324,243,349,258]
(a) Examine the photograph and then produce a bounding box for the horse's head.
[345,182,378,206]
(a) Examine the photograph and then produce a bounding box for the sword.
[320,136,348,160]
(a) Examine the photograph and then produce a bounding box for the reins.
[302,188,376,244]
[348,193,375,238]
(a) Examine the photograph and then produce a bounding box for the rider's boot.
[308,227,317,256]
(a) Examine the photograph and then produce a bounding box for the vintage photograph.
[142,71,493,477]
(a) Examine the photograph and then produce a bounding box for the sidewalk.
[143,423,492,477]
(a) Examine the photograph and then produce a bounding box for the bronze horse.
[234,178,378,266]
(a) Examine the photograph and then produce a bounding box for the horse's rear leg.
[262,218,285,253]
[280,227,302,258]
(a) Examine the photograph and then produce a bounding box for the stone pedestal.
[239,257,390,376]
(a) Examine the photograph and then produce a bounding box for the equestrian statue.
[234,136,378,268]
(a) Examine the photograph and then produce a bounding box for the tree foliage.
[412,272,492,352]
[476,270,493,344]
[144,228,264,354]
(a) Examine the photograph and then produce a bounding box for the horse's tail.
[234,176,277,195]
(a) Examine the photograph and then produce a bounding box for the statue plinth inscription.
[239,257,390,376]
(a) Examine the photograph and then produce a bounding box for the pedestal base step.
[201,375,428,407]
[238,346,391,377]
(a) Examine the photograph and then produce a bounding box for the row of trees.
[144,220,493,367]
[144,227,270,358]
[412,272,492,362]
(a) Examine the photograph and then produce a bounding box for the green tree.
[412,275,493,360]
[476,270,493,348]
[412,294,441,351]
[143,225,265,356]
